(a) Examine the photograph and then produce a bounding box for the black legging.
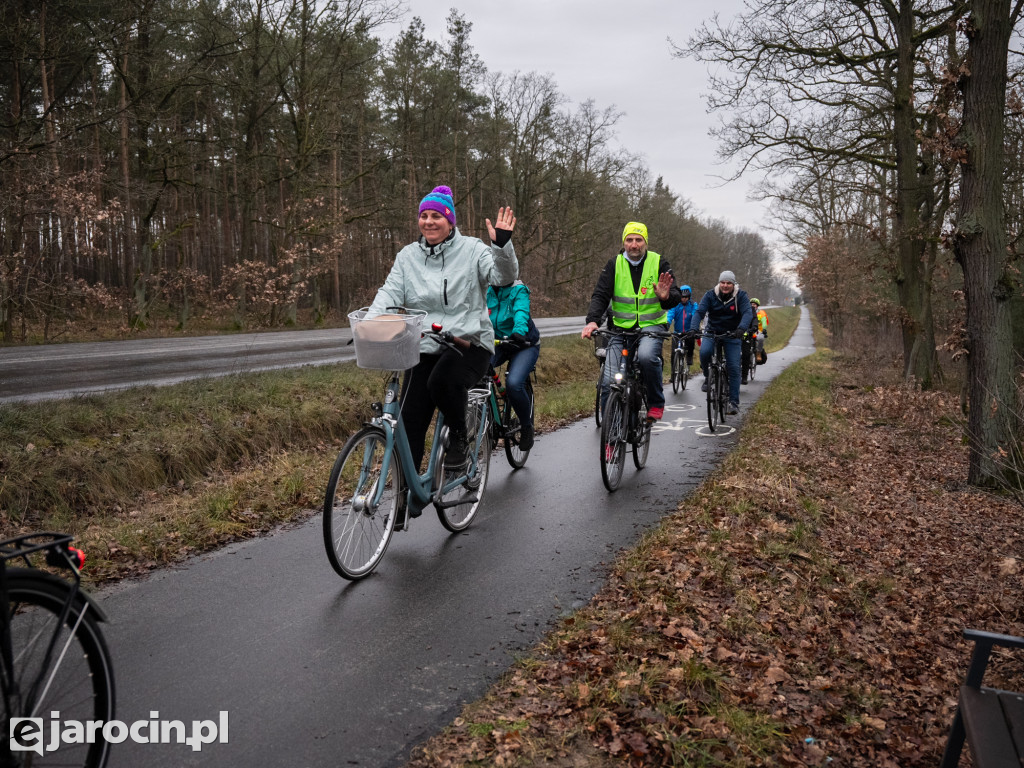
[399,344,491,470]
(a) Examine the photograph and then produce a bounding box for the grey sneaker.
[727,402,739,415]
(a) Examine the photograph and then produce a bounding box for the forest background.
[3,0,1024,487]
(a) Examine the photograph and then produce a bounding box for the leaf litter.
[406,355,1024,767]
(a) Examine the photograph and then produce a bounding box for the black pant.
[399,344,491,470]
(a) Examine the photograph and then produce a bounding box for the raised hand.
[486,207,516,242]
[655,271,673,301]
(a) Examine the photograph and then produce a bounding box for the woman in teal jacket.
[369,185,517,474]
[487,281,540,450]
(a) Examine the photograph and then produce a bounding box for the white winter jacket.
[368,229,518,354]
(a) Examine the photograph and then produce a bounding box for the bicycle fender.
[5,567,110,623]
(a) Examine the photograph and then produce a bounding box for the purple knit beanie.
[418,185,457,227]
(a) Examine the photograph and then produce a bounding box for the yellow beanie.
[622,221,648,243]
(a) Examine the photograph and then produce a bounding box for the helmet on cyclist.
[680,284,692,297]
[751,298,761,306]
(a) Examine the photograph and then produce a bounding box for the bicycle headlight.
[613,372,624,383]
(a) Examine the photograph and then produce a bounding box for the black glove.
[761,330,767,338]
[732,328,745,339]
[508,333,527,350]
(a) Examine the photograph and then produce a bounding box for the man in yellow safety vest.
[581,221,680,421]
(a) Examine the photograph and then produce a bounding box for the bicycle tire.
[671,348,683,394]
[600,390,627,491]
[747,345,757,382]
[594,375,603,427]
[632,391,651,469]
[436,402,491,532]
[1,569,115,768]
[502,379,532,469]
[323,426,401,580]
[706,365,719,432]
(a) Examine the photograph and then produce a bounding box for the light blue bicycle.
[322,308,492,580]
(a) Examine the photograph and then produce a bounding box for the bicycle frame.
[368,372,487,512]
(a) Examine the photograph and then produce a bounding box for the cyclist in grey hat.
[694,271,753,415]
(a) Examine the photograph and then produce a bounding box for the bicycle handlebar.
[592,328,672,341]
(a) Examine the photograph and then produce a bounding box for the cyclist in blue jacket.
[666,284,699,367]
[487,281,540,450]
[694,271,752,415]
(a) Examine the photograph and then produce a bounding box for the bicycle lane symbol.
[650,402,737,437]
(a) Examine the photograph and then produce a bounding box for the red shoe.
[647,406,664,421]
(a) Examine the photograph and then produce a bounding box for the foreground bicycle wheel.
[717,365,729,424]
[1,569,115,768]
[600,391,627,491]
[436,403,491,532]
[671,348,683,394]
[706,366,720,432]
[502,379,533,469]
[594,377,603,427]
[323,426,401,580]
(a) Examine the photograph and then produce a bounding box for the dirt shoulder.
[405,351,1024,767]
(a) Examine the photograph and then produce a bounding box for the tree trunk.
[892,0,936,388]
[952,0,1016,487]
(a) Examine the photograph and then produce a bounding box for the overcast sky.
[379,1,765,237]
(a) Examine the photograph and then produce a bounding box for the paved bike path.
[97,308,815,768]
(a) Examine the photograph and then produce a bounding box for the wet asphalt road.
[90,308,814,768]
[0,318,586,403]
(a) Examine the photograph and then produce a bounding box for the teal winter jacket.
[369,228,518,353]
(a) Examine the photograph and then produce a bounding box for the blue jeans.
[601,326,667,411]
[700,334,741,404]
[491,344,539,426]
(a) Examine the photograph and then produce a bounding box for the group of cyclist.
[581,224,768,421]
[366,184,770,482]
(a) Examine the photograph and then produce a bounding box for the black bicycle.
[594,328,670,491]
[742,332,758,384]
[670,331,697,393]
[0,532,115,768]
[703,330,738,432]
[488,338,536,469]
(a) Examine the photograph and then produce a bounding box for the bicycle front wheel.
[671,349,683,394]
[600,390,627,491]
[706,366,720,432]
[503,379,533,469]
[323,426,401,580]
[747,347,757,382]
[1,569,115,768]
[436,402,491,532]
[594,376,603,427]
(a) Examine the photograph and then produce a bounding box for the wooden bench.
[941,629,1024,768]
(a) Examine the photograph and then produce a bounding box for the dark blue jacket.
[695,286,752,333]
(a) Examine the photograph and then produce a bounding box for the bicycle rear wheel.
[503,379,533,469]
[671,348,683,394]
[436,400,491,532]
[600,390,627,491]
[323,426,401,580]
[706,366,720,432]
[1,569,115,768]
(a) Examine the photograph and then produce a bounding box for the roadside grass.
[0,316,803,582]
